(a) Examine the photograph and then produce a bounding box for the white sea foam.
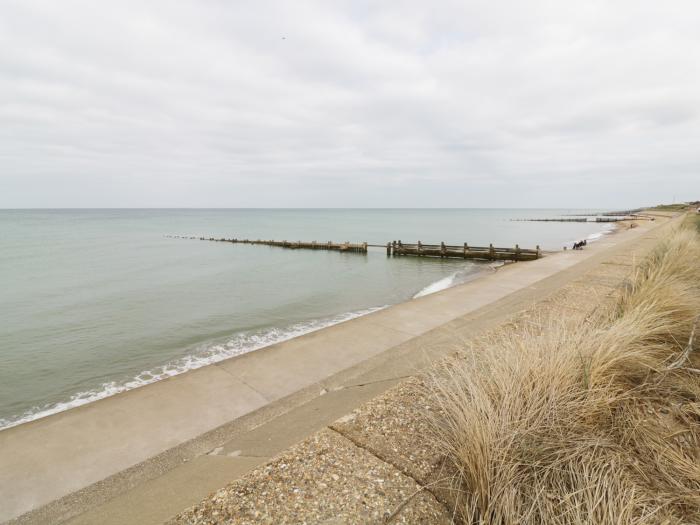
[413,273,458,298]
[586,223,616,241]
[0,306,386,431]
[566,223,615,245]
[565,223,616,247]
[412,263,491,299]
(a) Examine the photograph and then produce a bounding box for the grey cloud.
[1,0,699,208]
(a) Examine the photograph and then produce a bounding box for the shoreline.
[0,216,664,524]
[0,221,617,433]
[168,212,690,524]
[0,305,389,432]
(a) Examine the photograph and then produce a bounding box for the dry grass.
[651,204,689,212]
[685,211,700,233]
[425,223,700,524]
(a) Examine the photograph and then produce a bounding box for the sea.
[0,208,614,430]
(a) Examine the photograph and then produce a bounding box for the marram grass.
[425,223,700,524]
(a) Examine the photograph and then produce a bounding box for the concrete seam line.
[212,366,273,401]
[339,375,413,390]
[325,426,450,517]
[360,320,420,338]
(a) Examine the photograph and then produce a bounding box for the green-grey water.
[0,209,612,429]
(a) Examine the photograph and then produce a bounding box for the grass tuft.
[425,220,700,524]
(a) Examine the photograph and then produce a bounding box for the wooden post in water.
[386,242,391,256]
[392,240,397,256]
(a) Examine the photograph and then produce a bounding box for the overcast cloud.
[1,1,699,207]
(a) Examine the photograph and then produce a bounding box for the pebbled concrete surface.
[170,429,452,525]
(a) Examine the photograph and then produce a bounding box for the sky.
[1,1,699,208]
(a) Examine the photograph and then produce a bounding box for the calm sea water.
[0,209,612,429]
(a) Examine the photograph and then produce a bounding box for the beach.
[0,208,613,431]
[3,2,697,521]
[0,212,669,524]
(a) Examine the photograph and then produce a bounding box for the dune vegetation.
[651,203,691,212]
[426,218,700,524]
[687,210,700,233]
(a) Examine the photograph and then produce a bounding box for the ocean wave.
[413,273,458,298]
[412,263,490,299]
[586,223,616,241]
[0,306,386,431]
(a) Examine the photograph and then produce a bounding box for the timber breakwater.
[168,236,369,253]
[512,217,635,222]
[388,240,540,261]
[166,236,541,261]
[512,212,655,222]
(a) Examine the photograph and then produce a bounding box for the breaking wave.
[0,306,386,431]
[587,223,616,241]
[412,263,490,299]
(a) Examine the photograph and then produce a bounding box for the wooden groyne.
[563,208,645,217]
[387,241,540,261]
[594,217,627,222]
[167,236,541,261]
[602,208,645,216]
[512,217,640,223]
[512,218,588,223]
[536,210,655,221]
[167,236,369,253]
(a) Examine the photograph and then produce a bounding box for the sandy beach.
[0,213,676,525]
